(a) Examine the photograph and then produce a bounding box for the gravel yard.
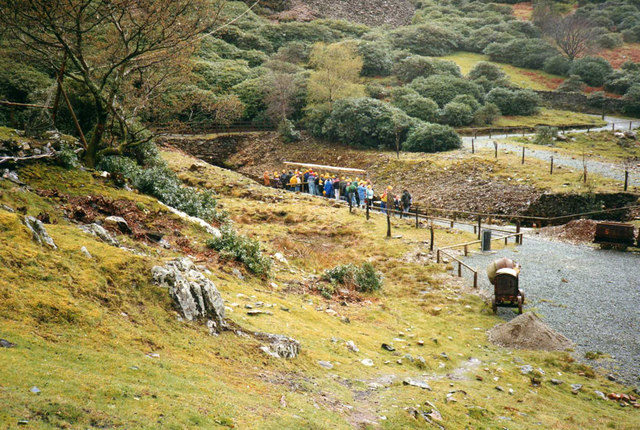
[460,236,640,386]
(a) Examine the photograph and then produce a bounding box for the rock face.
[254,332,300,358]
[152,258,226,331]
[23,216,57,249]
[80,223,120,247]
[104,216,131,234]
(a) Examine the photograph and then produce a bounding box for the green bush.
[207,224,271,276]
[409,75,483,107]
[358,40,393,77]
[604,70,640,95]
[194,59,256,93]
[450,94,481,112]
[568,57,613,87]
[557,75,587,93]
[543,56,572,76]
[533,126,558,145]
[391,91,439,122]
[387,24,459,57]
[365,83,390,99]
[473,102,501,126]
[259,22,341,50]
[623,84,640,116]
[322,263,383,293]
[96,156,220,221]
[485,87,540,116]
[232,77,268,120]
[55,145,79,169]
[274,41,311,64]
[484,38,557,69]
[596,32,624,49]
[393,55,435,83]
[278,119,301,142]
[432,59,462,78]
[322,97,415,149]
[468,61,506,82]
[402,123,461,153]
[439,102,474,126]
[303,104,332,137]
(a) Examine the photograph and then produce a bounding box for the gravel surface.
[458,236,640,386]
[461,115,640,186]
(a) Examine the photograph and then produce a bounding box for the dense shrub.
[358,40,393,77]
[259,22,341,50]
[450,94,481,112]
[278,119,301,142]
[194,59,257,93]
[322,263,383,293]
[463,27,514,53]
[439,102,474,126]
[232,77,268,120]
[484,38,558,69]
[207,224,271,276]
[623,84,640,116]
[393,55,434,83]
[534,126,558,146]
[604,70,640,95]
[543,56,572,76]
[402,123,461,153]
[365,82,390,99]
[596,32,624,49]
[322,97,415,148]
[486,88,540,116]
[219,26,273,52]
[96,156,220,220]
[0,59,52,128]
[557,75,587,93]
[273,41,311,64]
[468,61,506,82]
[303,104,332,137]
[432,59,462,77]
[55,145,80,169]
[391,90,439,122]
[473,102,501,125]
[388,24,459,57]
[409,75,483,107]
[568,57,613,87]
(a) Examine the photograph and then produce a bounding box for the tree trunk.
[86,106,108,167]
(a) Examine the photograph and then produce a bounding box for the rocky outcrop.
[23,216,57,249]
[158,202,221,238]
[80,223,120,247]
[254,332,300,358]
[104,216,131,234]
[152,258,226,332]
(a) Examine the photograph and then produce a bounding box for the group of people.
[263,169,413,216]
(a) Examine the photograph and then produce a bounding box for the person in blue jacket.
[357,181,367,209]
[324,175,334,198]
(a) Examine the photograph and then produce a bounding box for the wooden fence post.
[430,223,435,252]
[550,156,554,175]
[386,210,391,238]
[477,215,482,239]
[624,170,629,191]
[415,207,419,228]
[521,146,525,164]
[458,261,462,277]
[473,272,478,289]
[366,200,370,220]
[516,220,521,245]
[630,121,633,131]
[612,123,615,131]
[494,141,498,158]
[471,138,475,154]
[464,244,468,256]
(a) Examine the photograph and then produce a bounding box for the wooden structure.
[594,222,636,249]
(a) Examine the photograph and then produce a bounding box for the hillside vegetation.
[0,143,639,428]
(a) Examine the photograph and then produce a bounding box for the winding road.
[461,115,640,187]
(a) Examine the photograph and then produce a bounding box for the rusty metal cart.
[594,222,636,250]
[491,268,525,314]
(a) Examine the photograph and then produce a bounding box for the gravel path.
[461,115,640,186]
[458,236,640,386]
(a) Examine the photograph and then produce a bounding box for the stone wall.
[534,90,628,115]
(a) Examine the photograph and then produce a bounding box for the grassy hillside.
[1,146,638,428]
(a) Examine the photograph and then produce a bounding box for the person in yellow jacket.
[289,174,301,192]
[380,186,392,214]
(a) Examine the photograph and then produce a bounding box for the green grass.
[442,52,564,91]
[492,108,607,129]
[511,130,640,162]
[0,149,638,429]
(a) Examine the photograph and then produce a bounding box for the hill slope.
[0,144,638,428]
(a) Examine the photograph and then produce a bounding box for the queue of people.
[263,169,413,217]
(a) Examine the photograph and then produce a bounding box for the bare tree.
[264,73,297,125]
[542,14,598,61]
[0,0,224,165]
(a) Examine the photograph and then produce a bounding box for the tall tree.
[307,42,364,107]
[534,3,598,61]
[0,0,223,165]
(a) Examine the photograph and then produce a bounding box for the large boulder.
[254,332,300,358]
[79,223,120,247]
[152,258,226,331]
[23,216,56,249]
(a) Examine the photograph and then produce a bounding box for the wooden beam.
[0,100,52,109]
[283,161,366,173]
